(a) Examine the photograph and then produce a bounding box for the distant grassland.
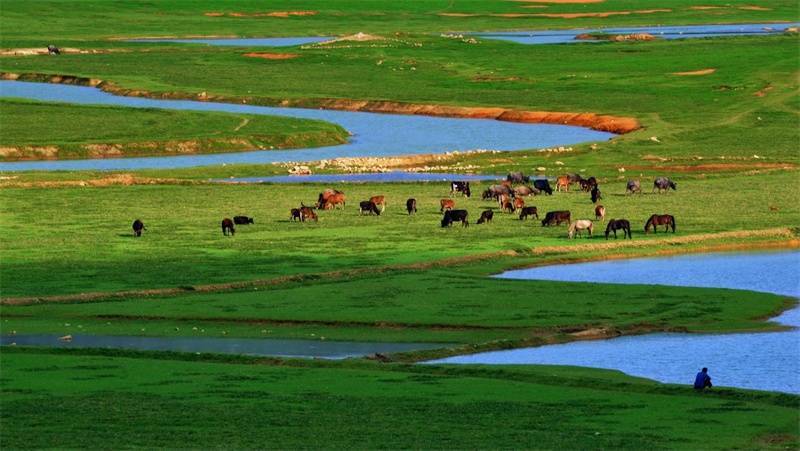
[0,99,348,160]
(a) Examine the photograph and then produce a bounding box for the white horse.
[568,219,594,239]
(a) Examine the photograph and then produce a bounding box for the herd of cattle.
[131,173,678,240]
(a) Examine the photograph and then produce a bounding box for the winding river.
[0,81,612,171]
[431,251,800,394]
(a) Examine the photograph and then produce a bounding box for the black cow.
[290,208,302,221]
[590,186,602,204]
[533,179,553,195]
[450,181,471,198]
[541,210,571,227]
[406,198,417,215]
[359,201,381,216]
[476,209,493,224]
[653,177,677,193]
[507,172,530,184]
[233,216,254,225]
[221,218,235,236]
[580,176,598,192]
[132,219,146,237]
[441,209,469,227]
[47,44,60,55]
[518,206,538,220]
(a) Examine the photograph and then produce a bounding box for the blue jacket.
[694,371,711,389]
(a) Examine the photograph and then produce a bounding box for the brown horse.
[644,214,675,233]
[594,205,606,222]
[299,204,318,222]
[605,219,631,239]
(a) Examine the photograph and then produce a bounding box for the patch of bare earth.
[672,68,716,76]
[204,11,317,18]
[0,48,122,57]
[243,52,299,60]
[0,173,191,189]
[512,0,604,3]
[520,9,671,18]
[754,84,773,97]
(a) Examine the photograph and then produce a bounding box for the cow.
[483,184,512,200]
[289,208,302,221]
[514,185,539,197]
[233,216,254,225]
[556,176,570,192]
[132,219,146,237]
[567,173,584,184]
[653,177,677,193]
[369,195,386,212]
[221,218,235,236]
[541,210,571,227]
[580,177,598,192]
[441,209,469,227]
[519,206,538,220]
[321,193,346,210]
[502,200,515,213]
[595,205,606,222]
[317,189,344,208]
[299,204,317,222]
[626,180,642,194]
[513,197,525,210]
[450,181,471,198]
[406,198,417,215]
[497,193,511,208]
[590,186,602,204]
[507,172,530,184]
[440,199,455,212]
[47,44,60,55]
[533,179,553,195]
[359,201,381,216]
[476,209,493,224]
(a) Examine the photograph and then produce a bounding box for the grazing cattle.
[507,172,530,184]
[497,193,511,209]
[233,216,254,225]
[440,199,455,212]
[369,195,386,212]
[317,189,344,208]
[541,210,571,227]
[519,206,539,220]
[321,193,346,210]
[568,219,594,239]
[476,209,493,224]
[406,198,417,215]
[289,208,302,221]
[299,204,317,222]
[359,201,381,216]
[567,173,584,184]
[483,184,512,200]
[653,177,677,193]
[533,179,553,195]
[47,44,60,55]
[580,176,598,192]
[594,205,606,222]
[605,219,632,239]
[626,180,642,194]
[221,218,235,236]
[590,186,602,204]
[132,219,146,237]
[556,176,570,192]
[441,209,469,227]
[514,185,539,197]
[513,197,525,210]
[450,181,471,198]
[502,200,515,213]
[645,214,676,233]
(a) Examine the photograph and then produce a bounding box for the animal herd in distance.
[130,173,677,240]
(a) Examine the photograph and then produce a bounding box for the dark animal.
[590,186,602,204]
[506,172,530,184]
[519,206,539,220]
[541,210,571,227]
[290,208,301,221]
[605,219,631,239]
[299,204,317,222]
[369,195,386,212]
[476,209,494,224]
[580,177,598,192]
[132,219,146,237]
[644,214,676,233]
[533,179,553,195]
[441,209,469,228]
[233,216,254,225]
[359,201,381,216]
[567,173,584,184]
[440,199,455,212]
[221,218,235,236]
[594,205,606,222]
[450,181,471,198]
[482,184,512,200]
[47,44,60,55]
[406,198,417,215]
[502,200,515,213]
[626,180,642,194]
[653,177,677,193]
[514,185,538,197]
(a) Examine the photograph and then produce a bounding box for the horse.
[590,186,602,204]
[653,177,677,193]
[476,209,493,224]
[644,214,676,233]
[605,219,631,239]
[626,180,642,194]
[594,205,606,222]
[568,220,594,239]
[440,199,455,212]
[406,198,417,215]
[221,218,235,236]
[132,219,146,237]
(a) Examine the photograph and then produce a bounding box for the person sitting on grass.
[694,367,713,390]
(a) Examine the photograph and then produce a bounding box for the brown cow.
[498,193,511,208]
[322,193,346,210]
[513,198,525,210]
[369,195,386,213]
[299,204,317,222]
[440,199,455,212]
[556,175,570,192]
[502,200,515,213]
[595,205,606,222]
[317,189,344,208]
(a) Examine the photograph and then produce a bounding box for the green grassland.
[0,99,348,160]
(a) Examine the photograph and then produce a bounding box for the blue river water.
[431,250,800,394]
[0,81,613,171]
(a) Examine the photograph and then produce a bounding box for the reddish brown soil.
[205,11,317,18]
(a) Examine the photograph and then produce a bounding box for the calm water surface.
[431,251,800,394]
[0,81,612,171]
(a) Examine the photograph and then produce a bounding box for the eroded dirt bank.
[1,72,641,134]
